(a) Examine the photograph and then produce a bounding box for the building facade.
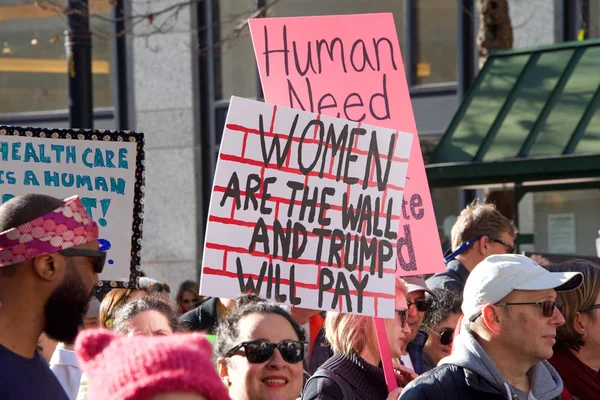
[0,0,596,290]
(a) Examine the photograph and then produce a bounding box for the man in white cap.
[400,254,583,400]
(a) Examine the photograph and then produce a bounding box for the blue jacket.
[406,330,430,374]
[426,259,469,294]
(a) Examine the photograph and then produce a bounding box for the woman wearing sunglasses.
[547,261,600,400]
[215,295,306,400]
[420,289,462,371]
[301,278,414,400]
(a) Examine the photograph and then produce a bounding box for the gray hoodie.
[438,321,564,400]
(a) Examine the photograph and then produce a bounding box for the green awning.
[426,39,600,188]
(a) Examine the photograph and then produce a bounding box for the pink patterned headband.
[0,195,99,267]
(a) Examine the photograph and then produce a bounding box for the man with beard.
[0,194,102,400]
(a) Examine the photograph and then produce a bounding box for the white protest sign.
[200,96,412,317]
[0,127,145,287]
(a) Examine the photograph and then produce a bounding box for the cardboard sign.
[200,96,412,317]
[249,13,445,276]
[0,126,145,288]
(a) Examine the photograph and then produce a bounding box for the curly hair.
[214,295,306,360]
[112,295,181,334]
[421,288,462,330]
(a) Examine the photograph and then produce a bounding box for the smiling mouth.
[262,378,288,387]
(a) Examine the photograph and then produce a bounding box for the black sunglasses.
[59,248,106,274]
[407,299,429,312]
[395,309,408,327]
[225,339,306,364]
[427,327,454,346]
[495,300,563,318]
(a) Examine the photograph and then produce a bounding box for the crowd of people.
[1,194,600,400]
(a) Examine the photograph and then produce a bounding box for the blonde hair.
[325,278,408,356]
[99,289,135,329]
[451,200,516,251]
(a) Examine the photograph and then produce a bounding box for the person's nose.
[402,322,412,336]
[551,306,566,327]
[266,347,287,369]
[407,303,418,317]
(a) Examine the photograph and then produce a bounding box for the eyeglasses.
[395,309,408,327]
[407,299,429,312]
[59,248,106,274]
[444,234,514,263]
[581,304,600,312]
[487,236,515,253]
[426,327,454,346]
[495,300,563,318]
[225,339,306,364]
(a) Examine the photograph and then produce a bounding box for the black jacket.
[179,297,219,333]
[399,364,563,400]
[302,352,388,400]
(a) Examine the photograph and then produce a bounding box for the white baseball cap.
[463,254,583,322]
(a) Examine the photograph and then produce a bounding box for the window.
[518,189,600,257]
[578,0,600,39]
[269,0,405,52]
[218,0,257,100]
[412,0,457,85]
[0,0,114,114]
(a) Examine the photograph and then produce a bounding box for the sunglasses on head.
[225,339,306,364]
[59,248,106,274]
[407,299,429,312]
[427,327,455,346]
[395,309,408,327]
[495,300,563,318]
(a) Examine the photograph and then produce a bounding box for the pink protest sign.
[249,13,445,277]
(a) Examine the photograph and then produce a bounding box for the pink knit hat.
[76,329,231,400]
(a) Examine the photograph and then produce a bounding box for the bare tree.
[28,0,278,51]
[476,0,513,68]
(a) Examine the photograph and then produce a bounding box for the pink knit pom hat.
[76,329,231,400]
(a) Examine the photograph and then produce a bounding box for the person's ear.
[477,235,492,256]
[573,312,587,337]
[217,358,231,387]
[32,253,64,282]
[481,304,502,333]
